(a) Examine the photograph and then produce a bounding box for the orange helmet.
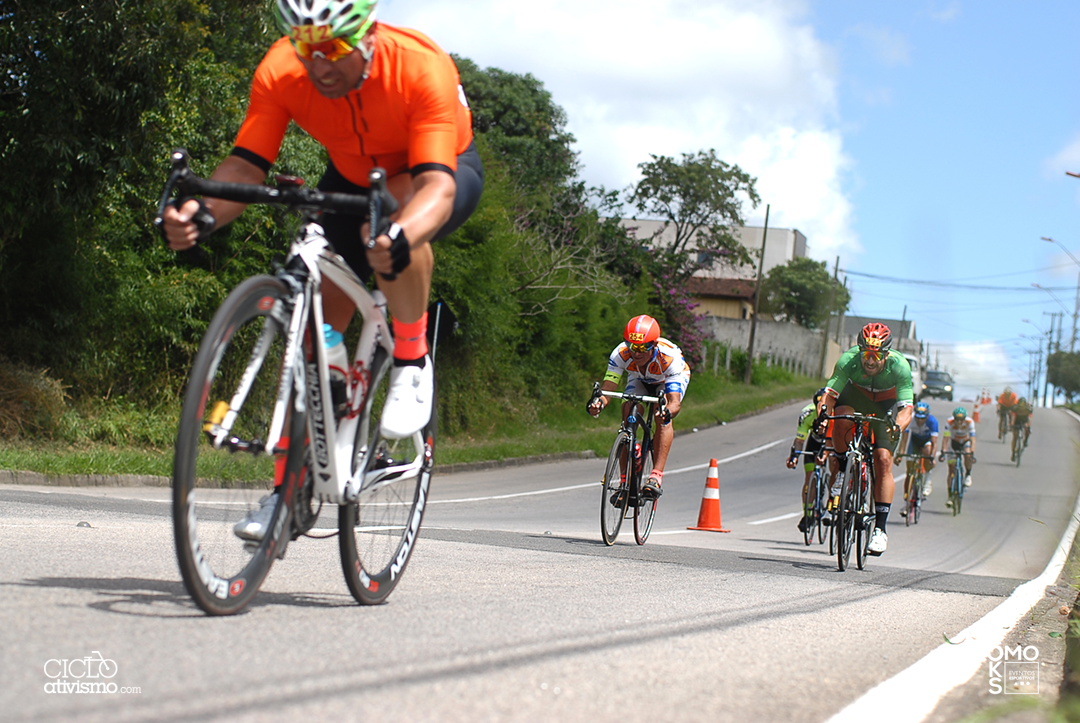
[624,315,661,347]
[857,322,892,352]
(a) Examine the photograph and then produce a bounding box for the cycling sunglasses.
[290,35,357,62]
[629,341,656,353]
[859,348,884,362]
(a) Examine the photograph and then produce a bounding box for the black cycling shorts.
[835,385,899,452]
[315,140,484,283]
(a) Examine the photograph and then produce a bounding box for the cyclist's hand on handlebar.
[657,407,672,426]
[161,198,214,250]
[363,222,411,278]
[938,453,946,462]
[587,398,604,418]
[785,454,798,470]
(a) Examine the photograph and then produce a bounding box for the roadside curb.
[0,397,809,487]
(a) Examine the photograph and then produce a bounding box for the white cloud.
[381,0,860,261]
[926,1,962,23]
[927,341,1028,399]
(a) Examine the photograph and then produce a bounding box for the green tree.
[625,149,760,278]
[454,56,578,194]
[1047,351,1080,402]
[760,257,851,329]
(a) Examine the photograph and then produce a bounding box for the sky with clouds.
[381,0,1079,401]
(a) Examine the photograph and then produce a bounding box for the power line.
[839,268,1075,292]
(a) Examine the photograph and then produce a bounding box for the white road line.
[430,437,790,504]
[826,410,1080,723]
[747,511,802,526]
[664,438,789,476]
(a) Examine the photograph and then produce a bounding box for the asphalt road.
[2,399,1077,722]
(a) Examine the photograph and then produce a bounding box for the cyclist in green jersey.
[788,388,829,532]
[817,322,913,556]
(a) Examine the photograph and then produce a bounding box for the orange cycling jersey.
[998,392,1017,408]
[234,23,473,186]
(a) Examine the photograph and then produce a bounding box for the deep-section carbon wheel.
[600,433,631,545]
[173,275,294,615]
[634,439,657,545]
[340,350,436,605]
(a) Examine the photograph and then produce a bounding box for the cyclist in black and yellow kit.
[817,322,913,556]
[1011,397,1034,460]
[787,388,829,532]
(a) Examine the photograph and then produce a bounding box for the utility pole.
[818,255,839,378]
[744,204,769,385]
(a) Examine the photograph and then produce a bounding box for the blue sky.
[380,0,1080,400]
[807,1,1080,399]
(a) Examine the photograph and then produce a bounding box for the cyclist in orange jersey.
[161,0,483,442]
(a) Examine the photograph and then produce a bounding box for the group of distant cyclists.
[783,322,1038,556]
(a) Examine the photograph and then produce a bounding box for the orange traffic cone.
[687,458,730,532]
[973,400,980,423]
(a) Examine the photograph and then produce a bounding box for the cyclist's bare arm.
[162,155,265,250]
[663,391,681,419]
[894,404,913,433]
[365,169,455,277]
[589,380,619,415]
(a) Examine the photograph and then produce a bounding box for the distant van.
[903,353,921,396]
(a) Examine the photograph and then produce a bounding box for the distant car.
[920,370,954,401]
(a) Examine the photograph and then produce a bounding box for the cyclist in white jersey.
[940,406,976,499]
[588,315,691,499]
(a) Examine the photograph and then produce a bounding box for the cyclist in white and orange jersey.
[588,315,691,499]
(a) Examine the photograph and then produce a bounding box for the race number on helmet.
[624,315,661,345]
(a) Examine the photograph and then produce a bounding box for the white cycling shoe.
[380,356,433,439]
[924,478,933,497]
[867,528,888,555]
[233,494,279,542]
[964,475,972,488]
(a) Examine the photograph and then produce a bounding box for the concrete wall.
[701,316,842,378]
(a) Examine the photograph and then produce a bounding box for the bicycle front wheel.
[634,440,657,545]
[173,275,293,616]
[340,349,437,605]
[856,463,875,571]
[601,433,631,545]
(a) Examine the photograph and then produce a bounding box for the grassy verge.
[0,368,819,478]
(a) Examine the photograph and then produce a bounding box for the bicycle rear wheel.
[633,439,657,545]
[340,348,437,605]
[814,469,828,545]
[856,462,875,571]
[173,275,294,615]
[600,432,631,545]
[1013,430,1023,467]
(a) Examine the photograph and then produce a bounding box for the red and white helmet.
[624,315,661,347]
[857,322,892,352]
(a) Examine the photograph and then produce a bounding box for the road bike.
[155,149,435,615]
[896,453,933,526]
[825,412,893,571]
[589,383,666,546]
[942,447,971,516]
[792,450,828,546]
[1011,421,1027,467]
[998,410,1009,442]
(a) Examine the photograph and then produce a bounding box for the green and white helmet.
[274,0,378,45]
